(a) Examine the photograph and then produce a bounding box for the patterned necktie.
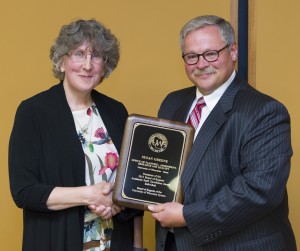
[187,97,206,129]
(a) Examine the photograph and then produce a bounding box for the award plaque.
[113,114,194,211]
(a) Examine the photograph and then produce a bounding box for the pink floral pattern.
[94,127,106,138]
[99,152,118,175]
[87,107,92,116]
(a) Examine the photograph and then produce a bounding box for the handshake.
[87,181,123,220]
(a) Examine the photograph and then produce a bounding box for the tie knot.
[187,97,206,130]
[196,97,206,108]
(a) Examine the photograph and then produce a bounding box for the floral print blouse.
[72,104,118,251]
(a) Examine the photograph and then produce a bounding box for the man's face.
[183,25,238,95]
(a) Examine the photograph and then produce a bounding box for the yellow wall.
[0,1,298,250]
[255,0,300,246]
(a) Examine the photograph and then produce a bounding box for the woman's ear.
[60,63,65,72]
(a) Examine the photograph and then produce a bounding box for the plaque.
[112,114,194,211]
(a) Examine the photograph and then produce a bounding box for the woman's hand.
[46,181,115,211]
[88,181,114,207]
[87,181,122,219]
[88,203,122,219]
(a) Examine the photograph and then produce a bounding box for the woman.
[9,19,144,251]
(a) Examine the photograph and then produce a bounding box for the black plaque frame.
[113,114,194,211]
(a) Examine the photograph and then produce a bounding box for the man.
[148,15,296,251]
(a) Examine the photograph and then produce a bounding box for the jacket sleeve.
[9,101,55,212]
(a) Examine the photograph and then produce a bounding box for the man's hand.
[88,181,114,207]
[88,182,123,219]
[88,203,122,219]
[148,202,186,228]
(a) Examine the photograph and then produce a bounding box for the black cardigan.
[9,83,140,251]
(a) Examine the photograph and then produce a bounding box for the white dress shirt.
[187,71,236,140]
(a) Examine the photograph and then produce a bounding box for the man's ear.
[230,42,238,61]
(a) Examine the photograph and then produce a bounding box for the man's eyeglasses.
[182,44,230,65]
[68,50,106,64]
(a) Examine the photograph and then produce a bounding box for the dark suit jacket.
[9,83,140,251]
[156,75,296,251]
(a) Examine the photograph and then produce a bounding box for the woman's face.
[61,41,105,95]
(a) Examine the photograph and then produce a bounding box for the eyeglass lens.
[70,50,103,63]
[182,44,229,65]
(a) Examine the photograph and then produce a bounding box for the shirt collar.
[196,70,236,111]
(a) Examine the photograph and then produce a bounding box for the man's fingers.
[148,204,164,213]
[102,182,114,195]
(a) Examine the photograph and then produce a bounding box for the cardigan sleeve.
[9,100,55,212]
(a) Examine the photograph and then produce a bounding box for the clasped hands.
[88,181,123,220]
[87,182,187,226]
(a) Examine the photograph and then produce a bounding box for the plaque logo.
[148,133,168,152]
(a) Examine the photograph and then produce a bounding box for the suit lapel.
[173,89,195,122]
[181,76,246,196]
[181,104,227,196]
